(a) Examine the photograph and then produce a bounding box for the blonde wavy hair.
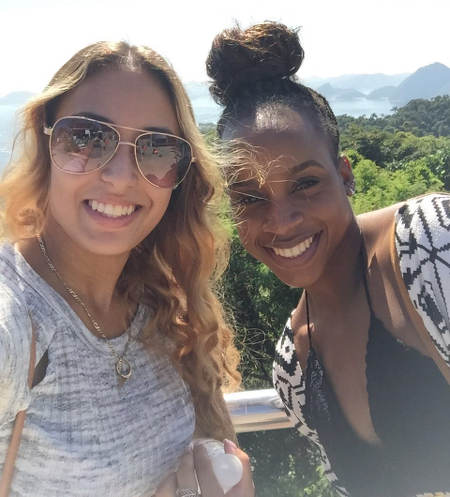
[0,41,240,441]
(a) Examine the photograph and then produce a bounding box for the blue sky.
[1,0,449,96]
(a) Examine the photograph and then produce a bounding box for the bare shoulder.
[356,200,405,256]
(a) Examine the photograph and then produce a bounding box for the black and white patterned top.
[0,243,195,497]
[273,193,450,497]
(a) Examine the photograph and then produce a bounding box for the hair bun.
[206,22,304,106]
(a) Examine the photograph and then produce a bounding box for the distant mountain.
[317,83,365,101]
[329,73,409,92]
[0,91,34,106]
[390,63,450,106]
[185,81,210,99]
[2,63,448,125]
[367,86,397,100]
[304,73,409,93]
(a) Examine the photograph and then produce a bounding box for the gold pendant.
[115,357,132,380]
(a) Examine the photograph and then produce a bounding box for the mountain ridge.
[390,62,450,105]
[1,63,448,117]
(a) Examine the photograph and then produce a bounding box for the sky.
[0,0,449,97]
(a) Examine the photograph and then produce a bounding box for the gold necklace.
[37,234,133,380]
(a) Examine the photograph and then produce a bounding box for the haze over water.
[0,94,395,170]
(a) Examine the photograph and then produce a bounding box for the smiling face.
[227,107,354,288]
[46,68,179,256]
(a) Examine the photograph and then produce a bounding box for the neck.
[306,218,364,310]
[19,223,130,316]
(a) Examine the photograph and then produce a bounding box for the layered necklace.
[37,234,133,381]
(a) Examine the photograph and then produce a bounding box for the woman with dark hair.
[0,40,252,497]
[206,22,450,497]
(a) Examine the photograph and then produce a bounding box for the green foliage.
[341,130,449,191]
[338,96,450,189]
[350,153,444,214]
[337,95,450,137]
[220,234,299,388]
[341,130,450,185]
[199,123,217,145]
[239,430,335,497]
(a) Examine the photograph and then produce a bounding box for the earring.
[342,156,352,169]
[345,180,356,196]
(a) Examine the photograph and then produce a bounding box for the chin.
[89,244,134,257]
[269,266,317,289]
[275,273,303,288]
[73,232,141,257]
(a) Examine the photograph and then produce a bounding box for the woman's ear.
[338,156,356,196]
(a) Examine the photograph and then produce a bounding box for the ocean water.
[0,105,20,169]
[328,97,394,117]
[0,93,394,172]
[189,94,395,125]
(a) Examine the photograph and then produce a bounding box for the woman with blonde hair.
[0,41,250,497]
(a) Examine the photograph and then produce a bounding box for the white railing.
[224,388,292,433]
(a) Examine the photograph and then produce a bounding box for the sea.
[0,105,20,170]
[0,93,394,171]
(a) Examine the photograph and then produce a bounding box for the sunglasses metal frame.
[43,115,195,189]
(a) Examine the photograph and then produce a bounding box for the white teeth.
[87,200,137,218]
[273,236,314,258]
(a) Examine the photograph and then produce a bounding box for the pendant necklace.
[37,234,133,381]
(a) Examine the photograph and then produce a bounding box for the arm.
[0,284,34,426]
[392,193,450,382]
[154,440,254,497]
[194,440,254,497]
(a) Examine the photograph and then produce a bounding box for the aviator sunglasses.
[44,116,195,189]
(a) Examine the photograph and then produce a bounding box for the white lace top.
[0,243,195,497]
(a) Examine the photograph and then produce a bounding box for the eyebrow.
[291,160,326,173]
[74,112,175,134]
[231,159,325,190]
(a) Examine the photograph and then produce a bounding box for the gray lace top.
[0,243,195,497]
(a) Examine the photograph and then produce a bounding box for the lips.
[86,200,139,218]
[272,235,314,258]
[267,232,322,264]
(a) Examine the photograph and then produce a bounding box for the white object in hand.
[194,439,243,494]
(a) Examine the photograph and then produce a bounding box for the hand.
[155,440,255,497]
[153,472,176,497]
[194,439,255,497]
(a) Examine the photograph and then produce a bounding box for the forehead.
[226,123,335,188]
[254,104,307,133]
[54,69,180,134]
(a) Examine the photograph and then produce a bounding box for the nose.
[100,142,139,188]
[263,198,304,236]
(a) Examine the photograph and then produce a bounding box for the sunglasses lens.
[50,117,118,173]
[136,133,192,188]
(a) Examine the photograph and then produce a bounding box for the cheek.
[47,171,77,216]
[142,187,172,224]
[236,217,258,251]
[47,168,94,225]
[236,217,249,244]
[322,190,353,241]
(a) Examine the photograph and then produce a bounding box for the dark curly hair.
[206,22,340,160]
